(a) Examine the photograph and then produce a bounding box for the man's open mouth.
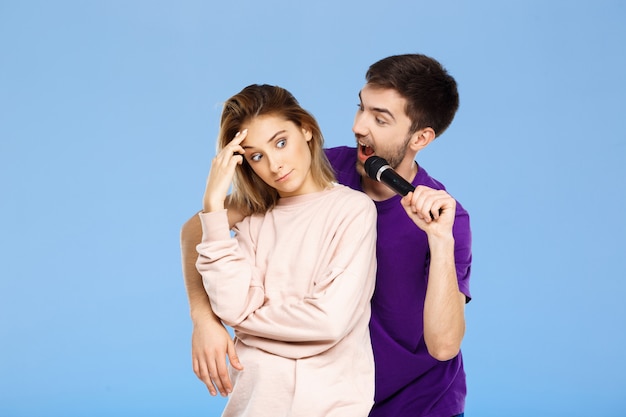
[359,142,375,157]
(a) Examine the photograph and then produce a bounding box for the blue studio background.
[1,1,625,416]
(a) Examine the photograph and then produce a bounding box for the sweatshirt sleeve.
[233,197,377,358]
[195,210,265,323]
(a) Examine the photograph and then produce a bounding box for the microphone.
[364,156,415,196]
[365,156,440,220]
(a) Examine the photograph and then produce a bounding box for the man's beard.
[382,133,412,169]
[355,132,412,176]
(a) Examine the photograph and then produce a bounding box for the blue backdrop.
[1,1,625,416]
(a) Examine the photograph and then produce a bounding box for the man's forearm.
[181,199,246,323]
[181,213,221,324]
[423,235,466,361]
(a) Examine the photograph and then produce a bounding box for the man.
[180,53,472,417]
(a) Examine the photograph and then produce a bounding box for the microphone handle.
[377,165,440,219]
[379,167,415,196]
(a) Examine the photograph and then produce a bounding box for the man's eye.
[356,103,364,111]
[376,118,386,125]
[277,139,286,148]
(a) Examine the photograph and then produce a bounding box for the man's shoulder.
[415,164,446,190]
[416,164,470,216]
[325,146,361,190]
[325,146,355,165]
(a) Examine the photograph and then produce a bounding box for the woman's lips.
[276,170,293,182]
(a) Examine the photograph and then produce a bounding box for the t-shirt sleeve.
[452,204,472,301]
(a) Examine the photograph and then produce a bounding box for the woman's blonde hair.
[218,84,335,215]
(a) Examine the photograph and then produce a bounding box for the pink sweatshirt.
[196,184,377,416]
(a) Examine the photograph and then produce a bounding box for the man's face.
[353,84,414,175]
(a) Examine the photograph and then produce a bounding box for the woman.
[196,84,377,416]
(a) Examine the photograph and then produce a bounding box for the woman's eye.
[250,154,262,162]
[356,103,364,111]
[277,139,286,148]
[376,118,386,125]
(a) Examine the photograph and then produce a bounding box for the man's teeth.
[360,143,375,156]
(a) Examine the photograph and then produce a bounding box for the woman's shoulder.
[329,184,376,211]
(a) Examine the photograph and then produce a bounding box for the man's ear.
[409,127,436,152]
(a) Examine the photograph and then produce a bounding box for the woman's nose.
[267,155,282,172]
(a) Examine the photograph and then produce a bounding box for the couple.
[181,53,472,417]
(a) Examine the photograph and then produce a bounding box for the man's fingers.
[407,187,454,222]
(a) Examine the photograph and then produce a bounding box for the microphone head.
[364,156,389,181]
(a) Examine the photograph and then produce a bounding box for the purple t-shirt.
[326,146,472,417]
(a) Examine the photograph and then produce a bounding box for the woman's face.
[240,114,320,198]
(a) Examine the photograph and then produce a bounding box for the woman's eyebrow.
[242,130,287,148]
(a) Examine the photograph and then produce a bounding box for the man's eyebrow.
[242,130,287,148]
[358,91,396,121]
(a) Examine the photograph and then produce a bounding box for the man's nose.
[352,111,367,136]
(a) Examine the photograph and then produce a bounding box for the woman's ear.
[409,127,436,152]
[302,127,313,142]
